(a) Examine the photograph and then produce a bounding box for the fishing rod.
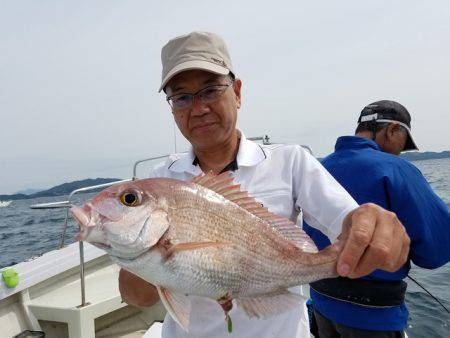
[407,274,450,314]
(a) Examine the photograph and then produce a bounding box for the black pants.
[313,309,405,338]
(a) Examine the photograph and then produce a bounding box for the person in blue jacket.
[304,100,450,338]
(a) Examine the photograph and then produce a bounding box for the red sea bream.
[70,172,341,332]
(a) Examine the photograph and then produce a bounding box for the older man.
[119,32,410,338]
[305,101,450,337]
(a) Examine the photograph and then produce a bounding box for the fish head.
[71,179,170,260]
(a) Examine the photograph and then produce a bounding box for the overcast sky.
[1,0,450,194]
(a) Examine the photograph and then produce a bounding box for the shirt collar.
[335,136,382,152]
[192,156,238,173]
[237,131,267,167]
[168,130,266,174]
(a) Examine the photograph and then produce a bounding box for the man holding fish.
[72,32,410,337]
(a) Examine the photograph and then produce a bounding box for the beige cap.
[159,31,233,92]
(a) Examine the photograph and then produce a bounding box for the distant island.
[317,150,450,162]
[16,188,42,195]
[0,178,121,201]
[400,150,450,162]
[0,151,448,201]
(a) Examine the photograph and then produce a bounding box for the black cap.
[358,100,418,151]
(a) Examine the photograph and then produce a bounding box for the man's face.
[379,124,408,155]
[165,70,242,151]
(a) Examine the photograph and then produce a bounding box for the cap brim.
[159,60,229,92]
[403,128,419,151]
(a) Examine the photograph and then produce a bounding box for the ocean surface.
[0,158,449,337]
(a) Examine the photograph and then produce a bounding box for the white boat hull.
[0,242,165,338]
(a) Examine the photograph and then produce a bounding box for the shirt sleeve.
[387,162,450,268]
[292,146,359,242]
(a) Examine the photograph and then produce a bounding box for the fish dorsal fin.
[191,172,318,253]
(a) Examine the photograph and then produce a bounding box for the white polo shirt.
[148,133,358,338]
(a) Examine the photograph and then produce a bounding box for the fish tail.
[296,240,342,282]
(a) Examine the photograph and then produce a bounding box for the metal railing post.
[79,241,87,307]
[60,207,70,248]
[65,180,132,308]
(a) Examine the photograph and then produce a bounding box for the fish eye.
[120,190,142,207]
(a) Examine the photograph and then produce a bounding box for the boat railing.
[248,135,271,145]
[132,154,179,180]
[130,135,272,178]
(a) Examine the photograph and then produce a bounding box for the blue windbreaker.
[304,136,450,331]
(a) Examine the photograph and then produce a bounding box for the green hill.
[0,178,121,201]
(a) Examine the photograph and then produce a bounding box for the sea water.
[0,158,449,337]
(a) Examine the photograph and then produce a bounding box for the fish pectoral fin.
[236,289,304,318]
[166,241,224,258]
[157,286,191,332]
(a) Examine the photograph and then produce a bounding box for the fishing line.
[407,274,450,314]
[172,119,178,153]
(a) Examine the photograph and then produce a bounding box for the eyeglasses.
[166,82,233,111]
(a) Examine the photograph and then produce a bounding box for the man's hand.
[337,203,410,278]
[119,269,160,307]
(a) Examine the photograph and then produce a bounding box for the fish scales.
[162,182,332,297]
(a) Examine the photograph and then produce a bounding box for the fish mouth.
[71,205,94,241]
[71,205,90,227]
[71,204,150,259]
[71,204,109,243]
